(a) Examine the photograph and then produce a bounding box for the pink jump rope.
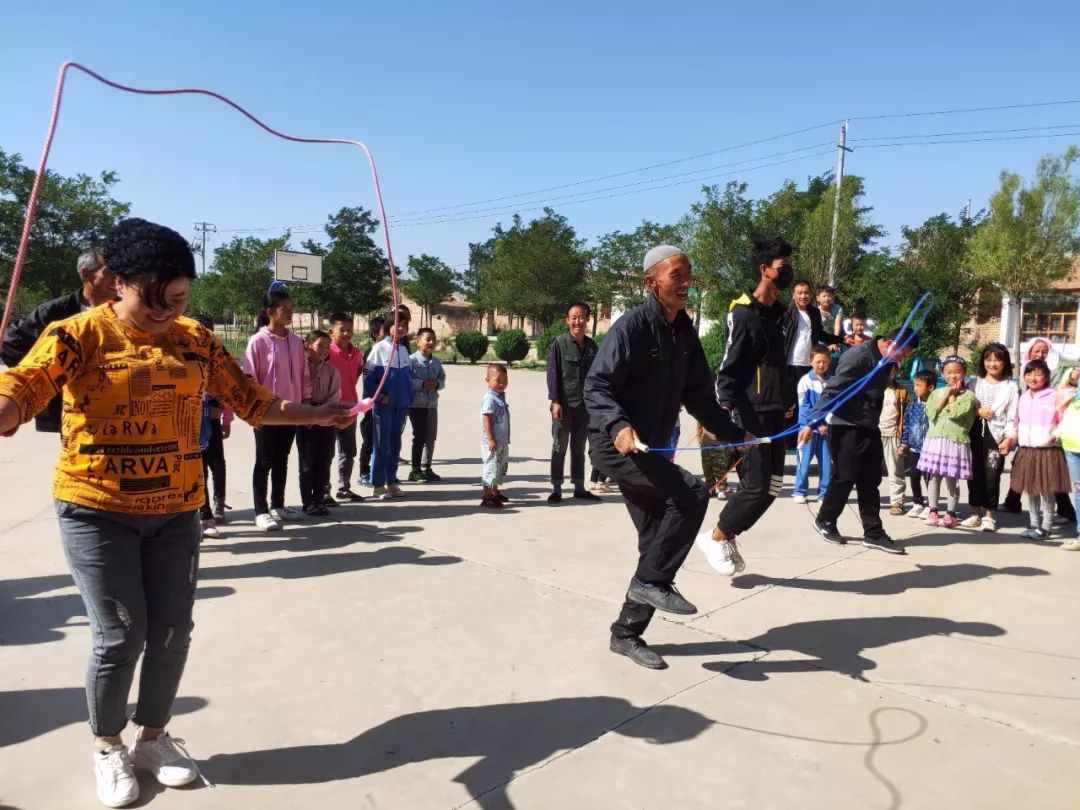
[1,61,402,413]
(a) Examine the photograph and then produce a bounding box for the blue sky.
[3,1,1079,276]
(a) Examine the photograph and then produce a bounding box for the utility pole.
[826,121,853,288]
[192,222,217,275]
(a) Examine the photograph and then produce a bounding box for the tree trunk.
[1012,295,1024,367]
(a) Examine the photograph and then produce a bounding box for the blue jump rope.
[639,292,934,454]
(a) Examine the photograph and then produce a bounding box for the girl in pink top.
[1011,358,1069,540]
[243,286,311,530]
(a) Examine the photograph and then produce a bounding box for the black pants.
[296,425,336,509]
[408,407,438,471]
[785,365,810,448]
[968,428,1006,511]
[253,425,296,514]
[818,424,884,536]
[550,404,589,487]
[359,411,374,479]
[906,451,925,505]
[591,437,709,641]
[335,420,357,491]
[200,419,225,519]
[718,409,786,538]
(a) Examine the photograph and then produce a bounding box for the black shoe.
[336,488,364,502]
[627,579,697,615]
[321,494,340,508]
[573,490,602,502]
[547,491,562,503]
[407,470,428,483]
[423,469,442,482]
[863,532,905,555]
[814,519,845,545]
[609,635,666,670]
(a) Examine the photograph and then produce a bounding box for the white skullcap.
[643,245,687,273]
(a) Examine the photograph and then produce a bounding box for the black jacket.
[715,293,792,416]
[0,290,84,433]
[584,296,742,449]
[781,304,838,365]
[816,338,892,430]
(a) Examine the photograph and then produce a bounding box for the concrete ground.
[1,362,1078,809]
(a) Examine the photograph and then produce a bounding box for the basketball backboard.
[274,250,323,285]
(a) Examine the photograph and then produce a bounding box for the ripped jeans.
[56,500,200,737]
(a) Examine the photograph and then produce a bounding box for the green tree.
[494,328,530,363]
[689,182,756,323]
[590,220,679,326]
[969,147,1080,359]
[205,234,290,324]
[0,148,130,314]
[300,206,390,318]
[402,253,456,328]
[454,330,489,364]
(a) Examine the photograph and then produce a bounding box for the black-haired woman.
[0,218,353,808]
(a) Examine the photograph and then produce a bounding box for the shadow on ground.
[730,564,1048,595]
[653,615,1005,681]
[205,696,710,809]
[0,690,207,748]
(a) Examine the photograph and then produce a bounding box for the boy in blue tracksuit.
[793,346,832,502]
[363,310,413,498]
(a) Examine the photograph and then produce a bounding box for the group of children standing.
[195,287,453,538]
[793,339,1080,549]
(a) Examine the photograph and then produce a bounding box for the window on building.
[1021,302,1077,344]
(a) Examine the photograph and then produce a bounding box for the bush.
[494,328,530,363]
[536,321,569,361]
[593,331,606,346]
[454,331,490,364]
[700,322,727,372]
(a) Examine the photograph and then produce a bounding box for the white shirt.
[788,309,812,366]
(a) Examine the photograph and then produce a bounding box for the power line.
[850,123,1080,142]
[388,142,834,224]
[853,131,1080,149]
[850,97,1080,121]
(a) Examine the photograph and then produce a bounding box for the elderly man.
[586,245,749,670]
[547,301,600,503]
[0,249,116,432]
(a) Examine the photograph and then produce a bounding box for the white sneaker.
[255,513,282,531]
[131,732,201,787]
[389,483,406,498]
[1061,539,1080,551]
[695,531,737,576]
[982,516,997,532]
[959,515,982,529]
[200,518,219,539]
[906,504,925,518]
[371,486,393,501]
[807,494,819,503]
[793,494,807,505]
[94,745,139,808]
[715,488,728,501]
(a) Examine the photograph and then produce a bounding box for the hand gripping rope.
[643,291,935,454]
[1,61,400,413]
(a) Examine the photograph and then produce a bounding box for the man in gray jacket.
[547,302,600,503]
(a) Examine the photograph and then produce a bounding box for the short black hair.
[977,342,1014,379]
[305,329,330,345]
[102,218,195,310]
[751,237,792,275]
[792,279,812,292]
[567,301,590,317]
[914,370,937,387]
[416,327,436,339]
[1024,358,1050,379]
[258,288,292,328]
[817,284,835,295]
[885,326,920,350]
[486,362,508,377]
[810,344,830,359]
[851,312,868,322]
[369,316,385,339]
[328,312,352,326]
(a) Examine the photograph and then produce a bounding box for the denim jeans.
[1064,450,1080,538]
[56,500,200,737]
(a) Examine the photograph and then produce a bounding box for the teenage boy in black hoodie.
[812,326,918,554]
[706,237,796,573]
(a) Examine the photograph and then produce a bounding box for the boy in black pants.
[813,327,918,554]
[707,237,797,574]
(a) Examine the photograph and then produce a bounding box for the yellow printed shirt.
[0,304,277,515]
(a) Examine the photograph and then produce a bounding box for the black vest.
[555,332,598,408]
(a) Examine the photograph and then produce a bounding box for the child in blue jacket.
[793,346,832,503]
[363,310,413,498]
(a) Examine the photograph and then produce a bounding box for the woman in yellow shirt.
[0,218,353,808]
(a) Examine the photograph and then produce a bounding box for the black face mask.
[772,265,793,291]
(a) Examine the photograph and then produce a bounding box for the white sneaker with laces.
[906,504,925,518]
[695,531,737,576]
[982,516,997,532]
[94,744,139,808]
[200,518,219,538]
[255,513,282,532]
[132,732,202,787]
[959,515,982,529]
[792,494,807,505]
